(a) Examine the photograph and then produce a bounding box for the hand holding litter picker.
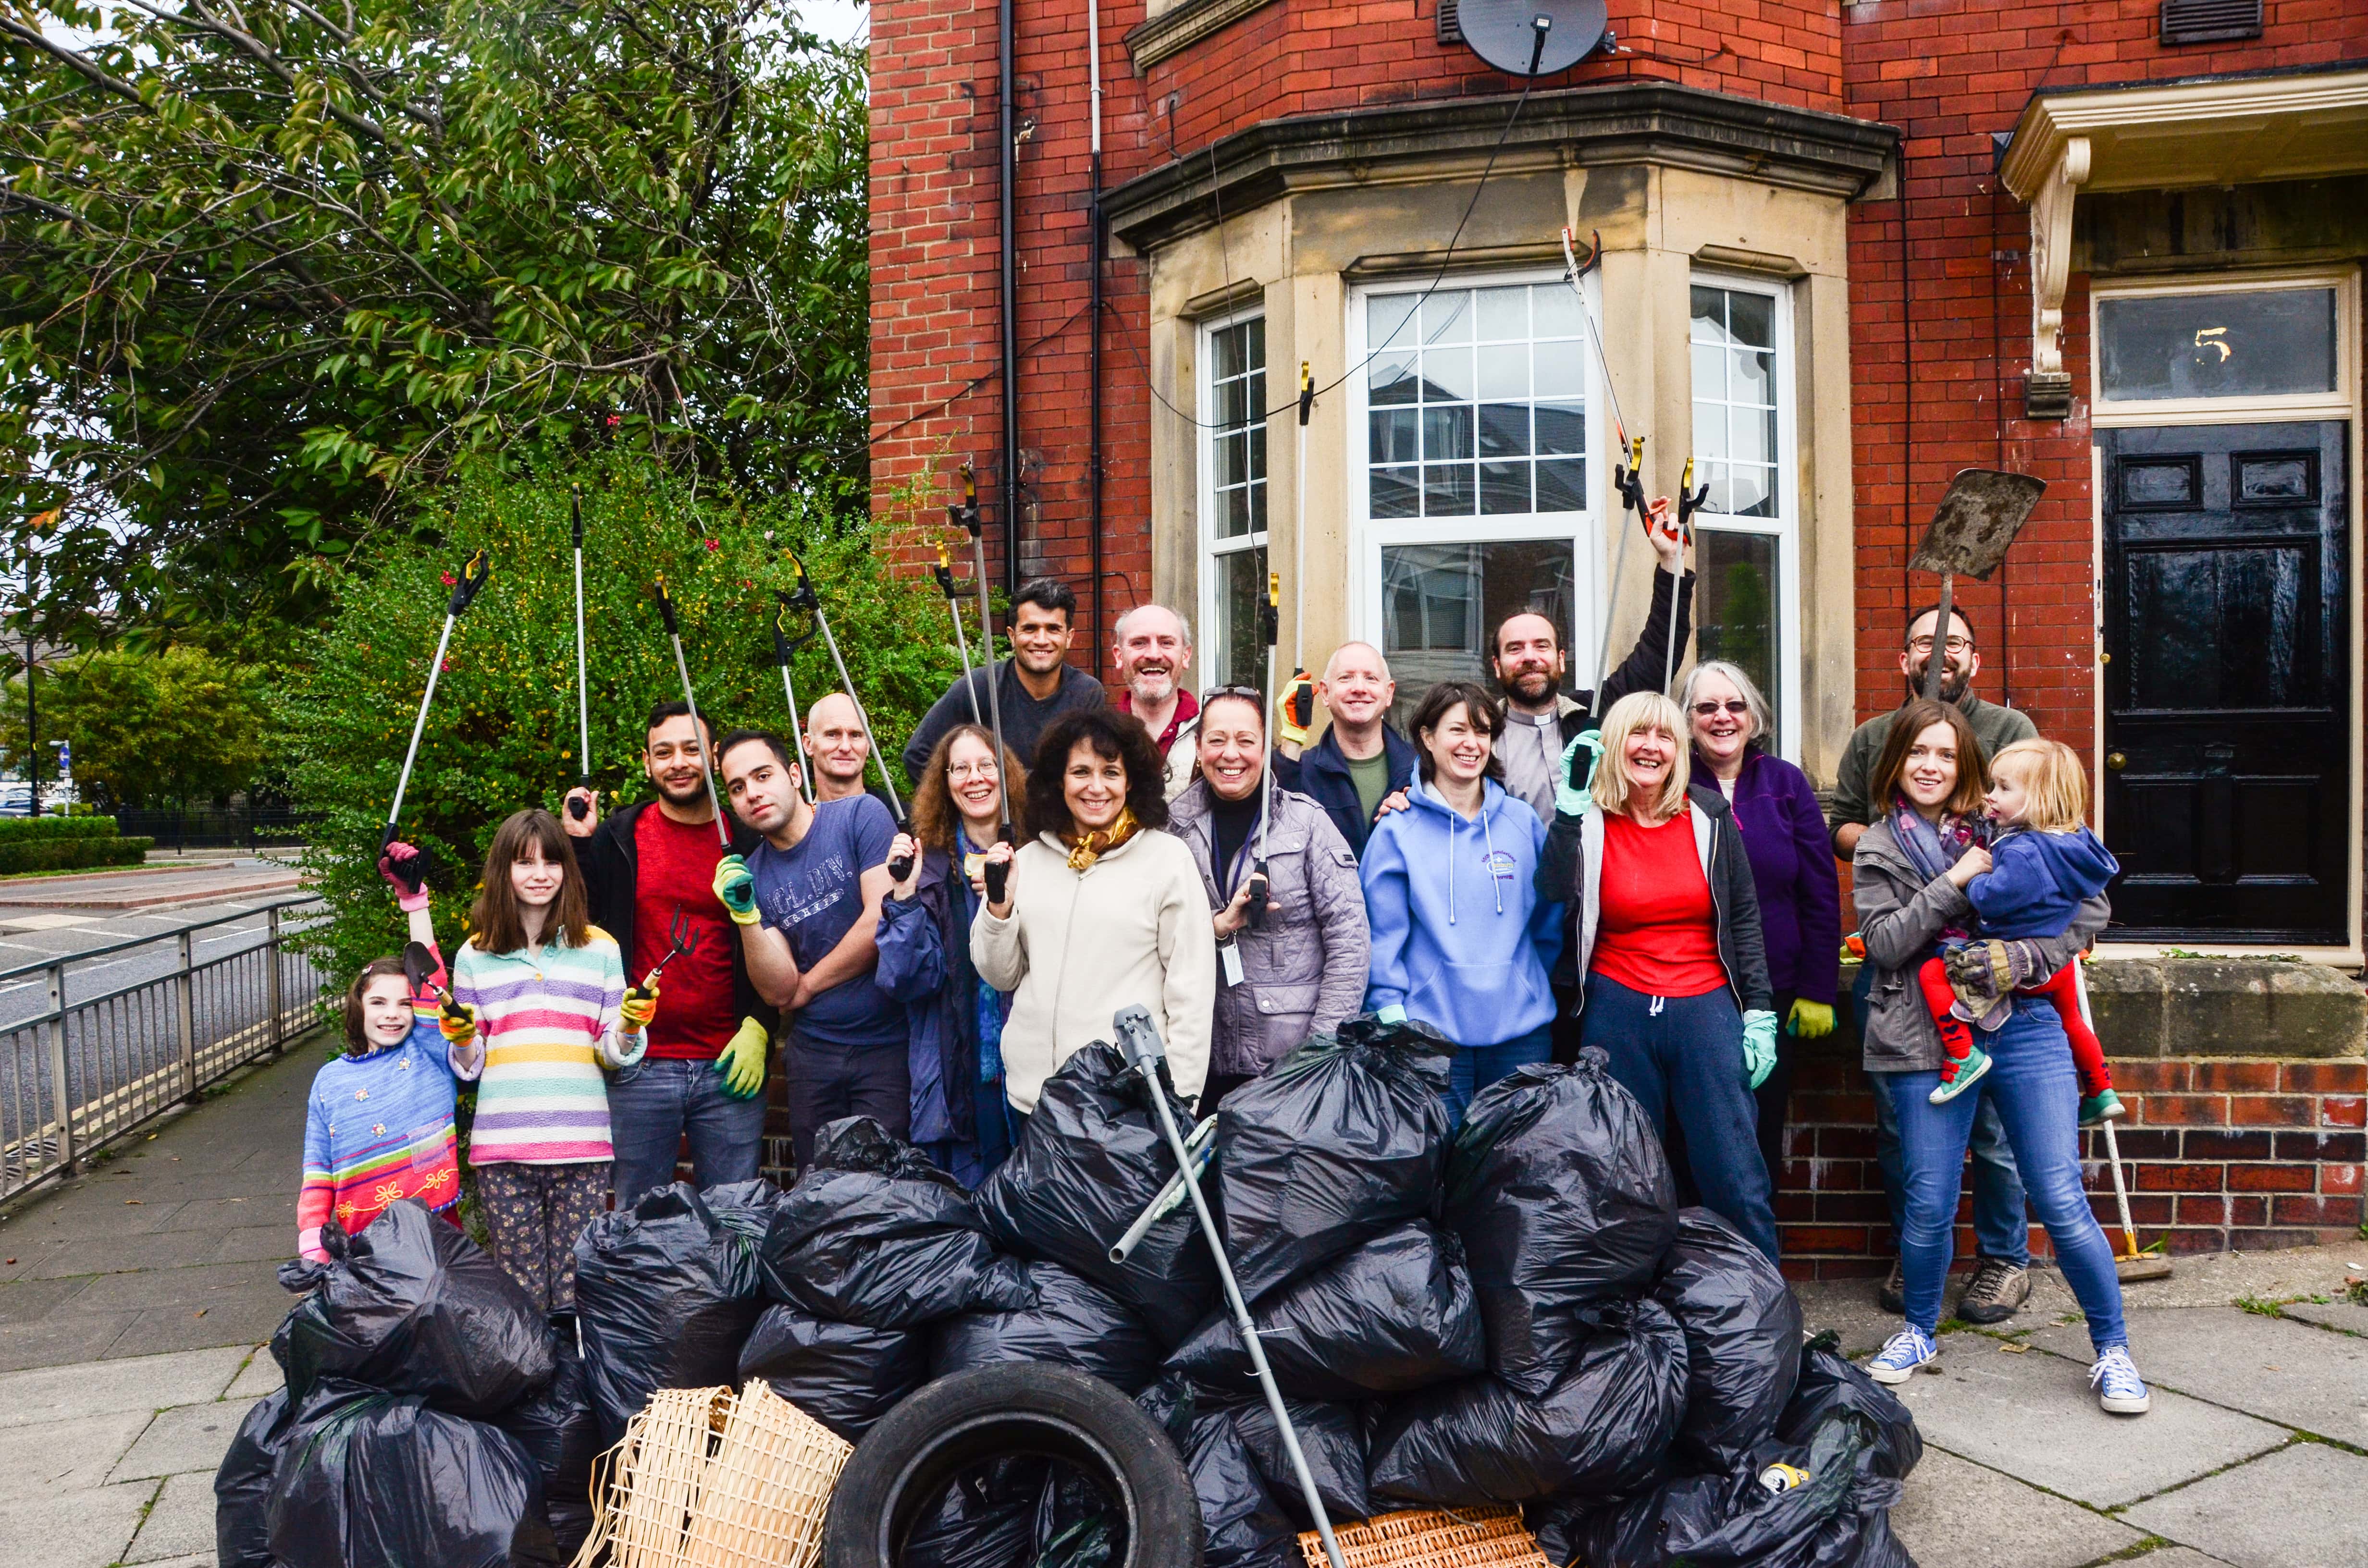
[1287,361,1315,722]
[568,486,592,821]
[949,465,1010,840]
[651,574,732,849]
[1662,459,1709,693]
[771,588,818,804]
[1244,572,1280,931]
[384,548,491,850]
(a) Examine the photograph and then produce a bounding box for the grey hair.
[1113,603,1193,650]
[1680,660,1773,745]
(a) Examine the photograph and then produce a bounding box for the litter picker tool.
[400,939,473,1040]
[568,488,592,821]
[1242,571,1281,930]
[1910,469,2047,701]
[384,547,490,850]
[1662,459,1709,694]
[933,543,984,724]
[1110,1114,1218,1263]
[1284,363,1316,735]
[1110,1004,1346,1568]
[651,574,733,849]
[1561,228,1653,723]
[772,588,819,804]
[948,465,1010,853]
[2073,958,2173,1284]
[783,549,903,822]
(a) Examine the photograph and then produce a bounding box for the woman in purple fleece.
[1682,661,1842,1186]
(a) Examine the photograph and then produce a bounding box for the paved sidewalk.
[2,1036,2364,1568]
[0,857,303,916]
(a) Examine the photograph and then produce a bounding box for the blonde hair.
[1591,691,1691,822]
[1990,738,2088,831]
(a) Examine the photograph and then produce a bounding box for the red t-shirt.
[631,807,742,1060]
[1589,810,1729,999]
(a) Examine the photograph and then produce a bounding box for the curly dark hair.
[1024,707,1171,842]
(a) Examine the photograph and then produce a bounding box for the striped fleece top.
[451,927,631,1166]
[297,961,463,1258]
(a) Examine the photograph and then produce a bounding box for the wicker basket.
[1298,1507,1557,1568]
[571,1384,854,1568]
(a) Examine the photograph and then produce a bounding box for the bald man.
[805,691,892,809]
[1112,604,1199,798]
[1270,641,1416,859]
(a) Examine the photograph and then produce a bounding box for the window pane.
[1731,347,1774,410]
[1370,352,1418,405]
[1535,457,1587,513]
[1370,294,1418,355]
[1419,347,1473,404]
[1372,466,1420,519]
[1691,341,1726,403]
[1690,285,1724,334]
[1534,402,1585,456]
[1534,285,1581,339]
[1206,318,1268,553]
[1712,462,1776,520]
[1209,547,1269,690]
[1379,540,1576,726]
[1690,284,1784,522]
[1727,399,1775,466]
[1421,291,1472,344]
[1533,344,1584,400]
[1693,399,1728,462]
[1694,528,1780,733]
[1479,461,1531,515]
[1726,292,1774,350]
[1477,343,1528,401]
[1422,404,1474,463]
[1422,463,1475,517]
[1478,404,1529,458]
[1371,408,1419,465]
[2098,288,2339,400]
[1476,286,1528,341]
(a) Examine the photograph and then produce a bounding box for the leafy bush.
[0,815,120,842]
[282,454,972,988]
[0,647,270,810]
[0,836,151,875]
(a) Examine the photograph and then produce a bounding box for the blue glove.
[1741,1009,1777,1090]
[1556,732,1600,817]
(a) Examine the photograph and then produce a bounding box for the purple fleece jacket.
[1697,746,1842,1006]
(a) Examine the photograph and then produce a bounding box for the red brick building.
[866,0,2368,1261]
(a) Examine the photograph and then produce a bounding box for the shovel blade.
[1911,468,2047,581]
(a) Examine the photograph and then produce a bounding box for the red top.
[1117,687,1200,751]
[1589,810,1729,999]
[631,807,742,1060]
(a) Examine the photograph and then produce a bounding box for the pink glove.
[379,840,431,911]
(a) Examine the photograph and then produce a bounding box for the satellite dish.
[1459,0,1610,75]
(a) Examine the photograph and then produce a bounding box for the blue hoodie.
[1966,824,2121,939]
[1360,777,1566,1048]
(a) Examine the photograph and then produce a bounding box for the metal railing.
[0,894,329,1202]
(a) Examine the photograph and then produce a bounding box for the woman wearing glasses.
[1681,661,1841,1190]
[1167,686,1369,1107]
[878,723,1030,1185]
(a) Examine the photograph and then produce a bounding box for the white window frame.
[1688,269,1803,761]
[1345,266,1608,697]
[1197,305,1270,690]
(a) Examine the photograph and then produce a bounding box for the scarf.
[1888,793,1984,943]
[1063,806,1141,871]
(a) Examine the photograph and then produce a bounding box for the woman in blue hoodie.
[1361,680,1564,1120]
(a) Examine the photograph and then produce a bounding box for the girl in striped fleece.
[445,808,655,1313]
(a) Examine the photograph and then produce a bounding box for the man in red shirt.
[563,702,777,1207]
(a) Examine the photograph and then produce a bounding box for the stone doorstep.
[2085,956,2368,1061]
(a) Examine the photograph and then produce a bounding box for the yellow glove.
[1277,669,1317,749]
[712,854,760,926]
[1788,999,1836,1039]
[621,979,660,1033]
[437,1001,478,1047]
[714,1017,769,1100]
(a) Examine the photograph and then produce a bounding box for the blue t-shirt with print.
[749,794,906,1048]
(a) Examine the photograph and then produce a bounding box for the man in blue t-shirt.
[716,728,903,1167]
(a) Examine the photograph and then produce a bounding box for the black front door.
[2100,421,2352,943]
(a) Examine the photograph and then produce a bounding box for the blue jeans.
[1857,962,2030,1266]
[1881,998,2126,1352]
[1443,1026,1553,1125]
[607,1056,767,1209]
[1584,975,1780,1264]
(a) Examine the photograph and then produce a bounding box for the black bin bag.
[1443,1054,1677,1396]
[1653,1207,1804,1472]
[738,1303,929,1443]
[1138,1377,1297,1568]
[266,1377,560,1568]
[1366,1296,1687,1507]
[1215,1015,1454,1302]
[1234,1398,1371,1528]
[1166,1221,1484,1402]
[1780,1334,1922,1481]
[975,1043,1218,1346]
[575,1181,771,1445]
[216,1387,293,1568]
[270,1201,553,1418]
[905,1456,1050,1568]
[762,1117,1030,1328]
[931,1259,1164,1393]
[493,1330,602,1556]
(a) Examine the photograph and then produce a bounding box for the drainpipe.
[999,0,1021,597]
[1086,0,1105,656]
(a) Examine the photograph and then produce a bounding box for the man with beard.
[805,691,894,810]
[1112,604,1199,797]
[1489,497,1692,824]
[718,728,903,1166]
[562,703,776,1206]
[902,577,1105,786]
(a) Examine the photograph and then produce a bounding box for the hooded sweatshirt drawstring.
[1481,803,1504,917]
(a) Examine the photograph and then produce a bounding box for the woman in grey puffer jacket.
[1166,688,1370,1106]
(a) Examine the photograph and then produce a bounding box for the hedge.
[0,815,120,842]
[0,836,152,875]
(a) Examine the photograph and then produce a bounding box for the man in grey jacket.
[1167,688,1369,1107]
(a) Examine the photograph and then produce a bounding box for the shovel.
[1909,469,2046,701]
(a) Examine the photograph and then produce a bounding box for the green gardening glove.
[1787,999,1836,1039]
[714,1016,769,1100]
[1741,1009,1777,1090]
[1556,732,1600,818]
[712,854,760,926]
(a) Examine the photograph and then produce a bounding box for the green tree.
[0,645,271,809]
[284,452,972,986]
[0,0,866,647]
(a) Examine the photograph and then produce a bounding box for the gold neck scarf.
[1063,807,1141,871]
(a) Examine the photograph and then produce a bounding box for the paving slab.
[2121,1552,2240,1568]
[109,1295,294,1360]
[125,1470,218,1563]
[1886,1447,2143,1568]
[1796,1265,2084,1358]
[113,1395,261,1481]
[0,1346,244,1428]
[2027,1308,2368,1446]
[21,1227,245,1280]
[0,1238,74,1282]
[0,1477,153,1568]
[2280,1298,2368,1337]
[0,1309,139,1372]
[0,1409,152,1495]
[2120,1441,2368,1568]
[1887,1334,2287,1507]
[223,1347,281,1400]
[0,1273,94,1321]
[138,1557,217,1568]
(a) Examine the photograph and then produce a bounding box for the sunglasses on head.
[1200,685,1266,707]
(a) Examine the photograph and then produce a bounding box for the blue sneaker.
[1866,1324,1938,1384]
[2090,1346,2151,1414]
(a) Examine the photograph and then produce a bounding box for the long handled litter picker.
[948,466,1013,906]
[384,548,491,849]
[771,593,819,804]
[1111,1005,1345,1568]
[1242,572,1281,930]
[651,574,733,850]
[1560,228,1654,724]
[2073,958,2174,1284]
[783,550,903,822]
[1284,365,1316,735]
[1661,460,1709,695]
[568,488,592,821]
[934,543,985,725]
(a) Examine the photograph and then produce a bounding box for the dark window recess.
[1437,0,1462,43]
[2159,0,2262,44]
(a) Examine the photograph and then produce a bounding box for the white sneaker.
[1866,1324,1938,1385]
[2090,1346,2151,1414]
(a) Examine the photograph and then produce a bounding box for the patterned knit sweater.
[298,952,462,1258]
[451,927,630,1166]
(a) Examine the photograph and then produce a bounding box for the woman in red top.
[1537,691,1781,1261]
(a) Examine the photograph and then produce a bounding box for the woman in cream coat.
[974,707,1216,1112]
